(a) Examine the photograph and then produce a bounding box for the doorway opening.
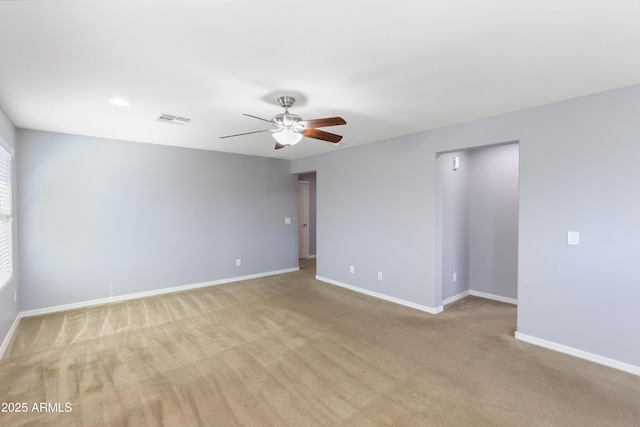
[298,180,310,259]
[298,172,317,274]
[436,142,519,308]
[298,172,317,273]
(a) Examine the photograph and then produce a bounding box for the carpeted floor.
[1,259,639,426]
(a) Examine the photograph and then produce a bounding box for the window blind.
[0,144,12,288]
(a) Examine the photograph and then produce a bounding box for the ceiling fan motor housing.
[273,112,304,131]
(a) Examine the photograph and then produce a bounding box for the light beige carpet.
[1,259,639,426]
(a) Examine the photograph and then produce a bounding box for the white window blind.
[0,143,13,289]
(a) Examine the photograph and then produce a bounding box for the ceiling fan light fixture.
[220,95,346,149]
[272,130,303,146]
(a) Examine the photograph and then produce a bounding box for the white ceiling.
[1,1,639,160]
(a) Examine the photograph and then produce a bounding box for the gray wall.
[298,173,316,256]
[468,144,519,299]
[295,140,433,305]
[0,107,17,347]
[437,151,470,301]
[17,129,298,311]
[292,84,640,368]
[517,87,640,366]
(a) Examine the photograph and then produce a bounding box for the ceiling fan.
[220,96,347,149]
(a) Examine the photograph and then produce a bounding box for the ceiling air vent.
[156,114,191,125]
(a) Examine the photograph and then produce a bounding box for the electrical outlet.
[349,265,355,274]
[378,272,383,280]
[453,272,457,282]
[236,258,241,267]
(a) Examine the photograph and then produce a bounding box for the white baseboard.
[442,290,470,306]
[443,290,516,306]
[469,290,517,305]
[515,332,640,377]
[19,267,300,319]
[0,312,23,360]
[315,276,443,315]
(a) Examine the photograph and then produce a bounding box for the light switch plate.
[284,217,291,224]
[568,231,580,245]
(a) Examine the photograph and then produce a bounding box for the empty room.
[1,1,640,426]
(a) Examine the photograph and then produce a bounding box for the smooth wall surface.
[292,84,640,368]
[296,140,434,306]
[437,151,470,301]
[0,108,17,348]
[17,130,298,311]
[468,144,519,299]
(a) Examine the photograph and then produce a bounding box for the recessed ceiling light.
[109,98,131,106]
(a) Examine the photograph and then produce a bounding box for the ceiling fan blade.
[303,128,343,143]
[302,117,346,128]
[243,113,273,123]
[219,129,271,139]
[274,142,286,150]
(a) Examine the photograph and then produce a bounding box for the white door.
[298,181,309,259]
